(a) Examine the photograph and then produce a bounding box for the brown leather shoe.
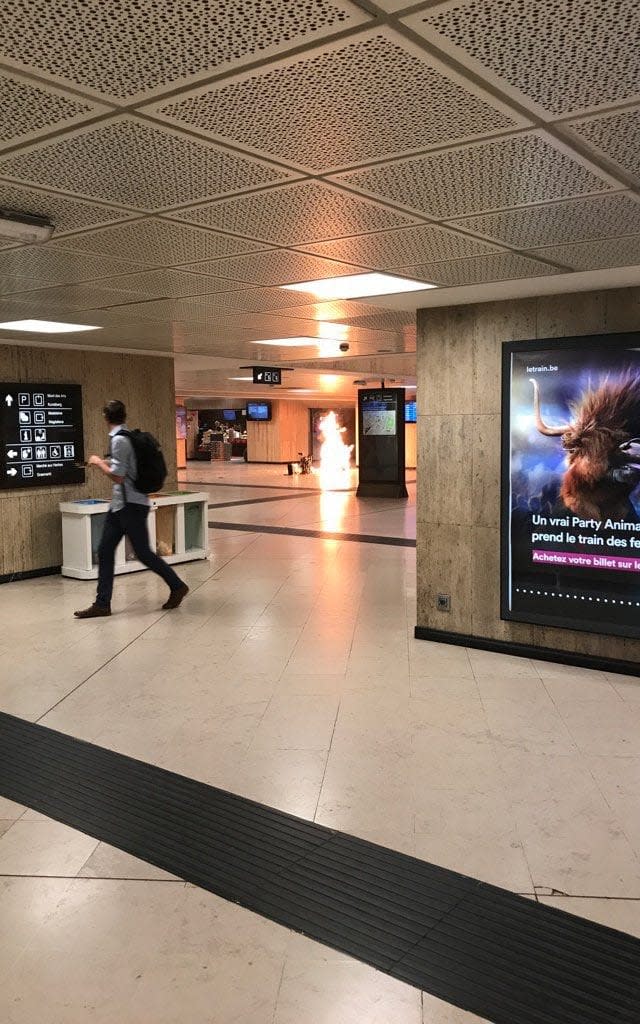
[74,603,111,619]
[162,584,189,610]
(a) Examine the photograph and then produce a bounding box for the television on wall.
[405,401,417,423]
[222,409,236,422]
[246,401,272,421]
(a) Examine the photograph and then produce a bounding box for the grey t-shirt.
[108,426,151,511]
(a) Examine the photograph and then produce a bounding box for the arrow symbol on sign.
[6,467,17,476]
[7,450,17,458]
[4,395,13,407]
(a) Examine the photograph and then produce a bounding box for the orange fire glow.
[318,411,353,489]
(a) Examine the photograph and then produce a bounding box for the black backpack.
[120,429,167,494]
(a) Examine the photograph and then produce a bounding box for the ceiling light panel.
[57,218,267,266]
[525,235,640,272]
[169,180,419,245]
[0,245,147,291]
[0,71,106,150]
[0,318,100,333]
[405,0,640,119]
[449,193,640,249]
[333,133,616,220]
[0,183,134,250]
[179,250,362,287]
[298,223,500,267]
[401,252,561,287]
[148,28,523,173]
[0,1,369,103]
[567,106,640,182]
[0,117,293,212]
[282,272,431,298]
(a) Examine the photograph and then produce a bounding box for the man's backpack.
[120,429,167,494]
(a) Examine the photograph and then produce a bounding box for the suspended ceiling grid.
[0,0,639,401]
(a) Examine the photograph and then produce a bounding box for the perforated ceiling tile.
[567,107,640,182]
[334,134,614,220]
[0,244,146,288]
[0,182,133,250]
[449,193,640,248]
[267,300,415,329]
[56,217,266,266]
[0,282,145,309]
[406,0,640,117]
[526,235,640,272]
[150,28,520,172]
[179,249,362,286]
[298,223,500,267]
[170,180,419,244]
[0,1,369,103]
[93,286,318,324]
[82,268,242,299]
[403,252,561,287]
[0,71,104,149]
[0,118,292,212]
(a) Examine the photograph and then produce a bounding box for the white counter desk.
[59,491,209,579]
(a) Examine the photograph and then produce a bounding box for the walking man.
[75,400,189,618]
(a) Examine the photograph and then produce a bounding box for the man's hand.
[88,454,103,467]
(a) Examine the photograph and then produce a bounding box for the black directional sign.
[252,366,282,386]
[1,383,85,489]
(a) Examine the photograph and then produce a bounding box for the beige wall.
[416,286,640,663]
[247,400,310,462]
[0,344,176,576]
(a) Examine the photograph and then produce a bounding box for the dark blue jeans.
[97,504,184,607]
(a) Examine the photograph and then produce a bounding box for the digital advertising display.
[1,383,85,490]
[501,334,640,639]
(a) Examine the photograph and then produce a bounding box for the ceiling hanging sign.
[252,366,282,385]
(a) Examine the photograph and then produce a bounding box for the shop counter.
[59,491,209,579]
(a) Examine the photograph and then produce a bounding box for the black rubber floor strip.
[208,492,317,509]
[0,712,638,1024]
[208,521,417,547]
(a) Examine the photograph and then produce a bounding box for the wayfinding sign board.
[1,383,85,489]
[253,366,282,385]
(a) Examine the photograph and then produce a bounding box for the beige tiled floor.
[0,464,638,1022]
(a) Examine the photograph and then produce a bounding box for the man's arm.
[88,454,124,483]
[88,434,128,483]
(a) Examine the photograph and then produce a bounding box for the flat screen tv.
[222,409,236,422]
[246,401,271,421]
[405,401,417,423]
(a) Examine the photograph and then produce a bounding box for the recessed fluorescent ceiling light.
[282,272,435,300]
[0,319,102,334]
[251,337,337,347]
[228,375,254,380]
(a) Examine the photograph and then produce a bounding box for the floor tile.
[555,700,640,755]
[422,993,490,1023]
[274,957,421,1024]
[249,695,339,752]
[606,672,640,702]
[77,843,181,881]
[0,821,99,877]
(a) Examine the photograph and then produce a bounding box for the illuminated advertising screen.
[501,334,640,639]
[1,383,85,490]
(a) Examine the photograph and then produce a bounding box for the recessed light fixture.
[282,272,435,300]
[228,375,254,381]
[0,319,102,334]
[288,388,314,393]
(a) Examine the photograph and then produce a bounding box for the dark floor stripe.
[208,492,317,509]
[208,521,417,547]
[0,712,638,1024]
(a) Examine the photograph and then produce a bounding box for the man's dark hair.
[103,399,126,425]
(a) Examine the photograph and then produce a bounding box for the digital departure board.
[0,383,85,489]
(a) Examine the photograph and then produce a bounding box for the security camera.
[339,342,350,352]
